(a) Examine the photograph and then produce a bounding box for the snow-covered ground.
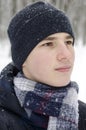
[0,39,86,103]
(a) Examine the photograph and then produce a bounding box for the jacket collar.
[0,63,28,120]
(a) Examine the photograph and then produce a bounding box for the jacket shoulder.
[78,100,86,130]
[0,107,34,130]
[79,100,86,115]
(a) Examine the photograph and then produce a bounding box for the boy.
[0,1,86,130]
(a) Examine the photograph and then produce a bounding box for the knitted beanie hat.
[7,1,74,70]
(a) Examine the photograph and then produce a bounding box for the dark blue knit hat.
[7,1,74,70]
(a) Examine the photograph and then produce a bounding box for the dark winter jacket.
[0,63,86,130]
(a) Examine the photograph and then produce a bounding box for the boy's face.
[23,33,75,87]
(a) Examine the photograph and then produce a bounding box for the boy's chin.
[46,81,70,87]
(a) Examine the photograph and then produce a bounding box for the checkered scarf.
[14,72,79,130]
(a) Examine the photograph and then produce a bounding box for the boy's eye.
[42,42,53,46]
[66,40,73,45]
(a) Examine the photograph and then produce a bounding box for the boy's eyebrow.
[66,35,73,40]
[44,34,73,41]
[44,36,55,41]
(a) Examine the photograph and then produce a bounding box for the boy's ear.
[22,61,26,68]
[22,62,26,74]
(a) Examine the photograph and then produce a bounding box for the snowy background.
[0,39,86,103]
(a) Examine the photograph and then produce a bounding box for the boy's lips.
[55,66,71,72]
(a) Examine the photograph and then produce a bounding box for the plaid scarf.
[14,72,79,130]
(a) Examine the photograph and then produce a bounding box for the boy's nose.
[56,43,71,61]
